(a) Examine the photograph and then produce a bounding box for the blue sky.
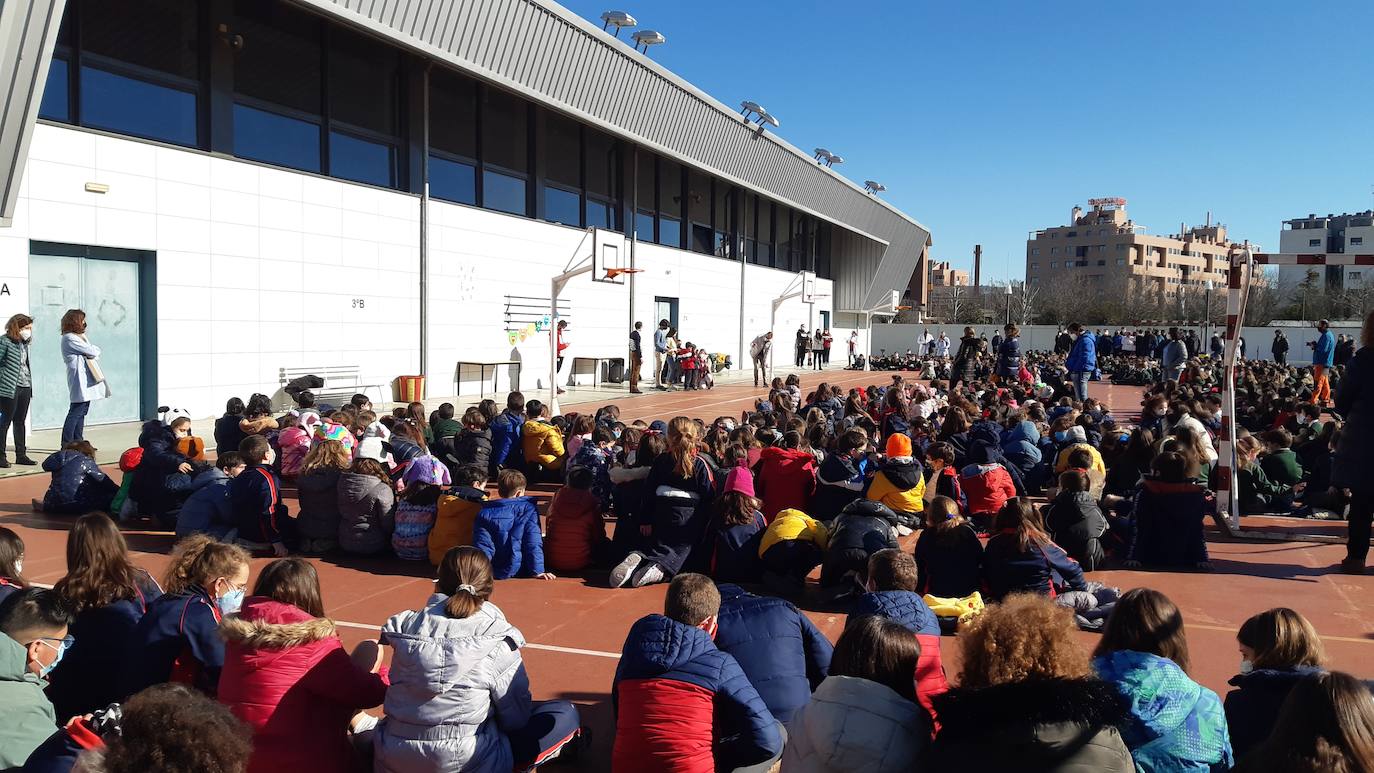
[559,0,1374,282]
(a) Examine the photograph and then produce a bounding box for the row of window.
[1310,237,1366,247]
[37,0,835,276]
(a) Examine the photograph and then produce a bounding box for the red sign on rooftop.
[1088,197,1127,207]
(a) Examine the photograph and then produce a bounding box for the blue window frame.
[430,155,476,206]
[483,171,527,216]
[232,103,321,173]
[543,185,581,227]
[330,131,394,188]
[39,58,70,122]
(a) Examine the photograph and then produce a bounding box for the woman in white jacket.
[374,546,585,773]
[59,309,108,444]
[782,615,930,772]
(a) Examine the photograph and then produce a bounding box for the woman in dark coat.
[1334,311,1374,574]
[950,326,981,391]
[995,324,1022,382]
[1224,608,1329,759]
[0,314,35,467]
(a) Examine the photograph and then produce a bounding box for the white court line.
[332,618,622,659]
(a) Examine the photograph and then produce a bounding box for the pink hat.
[724,467,755,498]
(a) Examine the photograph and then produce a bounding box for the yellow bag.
[923,591,985,624]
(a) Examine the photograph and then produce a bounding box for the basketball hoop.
[604,267,643,280]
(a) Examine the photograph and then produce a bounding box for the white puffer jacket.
[374,597,531,773]
[781,675,930,773]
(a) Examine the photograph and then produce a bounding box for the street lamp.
[1004,284,1013,325]
[1204,280,1214,346]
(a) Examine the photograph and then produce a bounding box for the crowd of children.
[4,327,1374,771]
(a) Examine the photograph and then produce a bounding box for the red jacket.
[958,463,1017,516]
[219,598,389,773]
[545,486,607,572]
[755,446,817,522]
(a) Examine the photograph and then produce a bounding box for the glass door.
[28,251,143,429]
[653,296,679,330]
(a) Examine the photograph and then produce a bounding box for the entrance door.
[654,296,679,330]
[28,249,144,429]
[819,310,831,331]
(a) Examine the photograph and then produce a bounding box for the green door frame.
[29,241,159,421]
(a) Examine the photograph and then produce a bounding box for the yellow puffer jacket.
[866,463,926,515]
[1054,442,1105,475]
[522,420,565,470]
[759,508,829,556]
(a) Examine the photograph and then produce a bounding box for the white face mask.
[18,329,31,342]
[1239,659,1253,675]
[13,560,21,575]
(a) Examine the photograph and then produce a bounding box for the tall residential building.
[1277,211,1374,299]
[1024,198,1250,299]
[930,260,969,287]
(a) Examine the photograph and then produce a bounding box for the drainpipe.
[419,64,431,380]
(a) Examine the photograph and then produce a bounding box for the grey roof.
[298,0,930,310]
[0,0,67,227]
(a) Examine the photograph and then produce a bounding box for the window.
[1050,262,1058,268]
[1030,262,1039,270]
[1116,243,1126,251]
[1097,245,1105,253]
[744,194,759,263]
[1051,247,1059,255]
[584,128,619,230]
[758,199,775,266]
[775,207,792,270]
[1066,231,1077,237]
[657,159,682,248]
[40,57,72,122]
[634,154,656,242]
[1116,258,1125,266]
[1031,248,1040,256]
[233,0,322,171]
[327,26,401,187]
[541,111,581,227]
[78,0,203,147]
[1097,260,1105,266]
[429,69,477,205]
[713,181,733,258]
[1308,239,1320,247]
[1352,237,1364,246]
[687,170,713,254]
[481,88,529,216]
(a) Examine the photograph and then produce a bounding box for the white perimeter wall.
[0,124,846,418]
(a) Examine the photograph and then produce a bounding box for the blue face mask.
[216,587,245,616]
[36,638,68,677]
[1054,430,1069,442]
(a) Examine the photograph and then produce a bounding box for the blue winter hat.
[648,420,668,434]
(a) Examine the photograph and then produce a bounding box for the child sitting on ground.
[229,435,290,557]
[33,440,119,515]
[428,465,487,566]
[865,434,925,533]
[982,498,1087,601]
[567,426,616,511]
[276,415,310,480]
[756,430,818,522]
[521,400,566,481]
[1043,469,1109,570]
[710,467,768,584]
[612,574,783,772]
[821,499,901,601]
[215,397,247,455]
[474,470,554,580]
[714,581,833,725]
[848,549,949,721]
[758,507,829,597]
[175,452,246,540]
[337,458,396,556]
[913,495,983,599]
[544,467,610,573]
[811,429,869,522]
[448,407,491,476]
[923,442,965,512]
[391,455,450,561]
[959,446,1018,533]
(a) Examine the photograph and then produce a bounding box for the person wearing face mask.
[0,314,36,468]
[126,534,251,698]
[58,308,108,445]
[131,413,198,527]
[1224,608,1331,759]
[1064,322,1097,402]
[0,587,74,768]
[230,435,292,557]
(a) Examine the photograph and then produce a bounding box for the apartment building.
[1277,211,1374,299]
[930,260,969,287]
[1025,198,1250,298]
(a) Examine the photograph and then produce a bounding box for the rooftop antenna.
[600,10,636,36]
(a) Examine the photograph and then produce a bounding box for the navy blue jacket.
[1224,666,1324,758]
[714,584,831,725]
[174,468,235,540]
[125,585,224,697]
[810,453,865,523]
[40,450,114,513]
[488,410,525,474]
[711,512,767,584]
[850,590,939,636]
[827,500,900,555]
[46,570,162,720]
[996,336,1022,378]
[640,454,717,576]
[229,464,287,545]
[131,420,189,518]
[915,522,984,598]
[982,531,1086,601]
[213,412,247,455]
[613,614,782,771]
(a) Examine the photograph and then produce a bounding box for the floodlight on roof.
[632,29,665,53]
[825,155,844,167]
[864,181,886,195]
[757,111,779,128]
[740,101,767,121]
[600,10,636,36]
[814,148,832,163]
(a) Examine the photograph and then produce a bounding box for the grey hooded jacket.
[375,597,532,773]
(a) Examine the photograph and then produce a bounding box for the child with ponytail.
[0,526,25,606]
[126,534,251,697]
[375,546,587,771]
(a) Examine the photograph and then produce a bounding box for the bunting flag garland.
[507,331,518,345]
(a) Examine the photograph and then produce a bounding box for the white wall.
[0,123,840,418]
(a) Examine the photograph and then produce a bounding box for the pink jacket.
[278,427,311,478]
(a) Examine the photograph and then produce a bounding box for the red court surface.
[3,370,1371,768]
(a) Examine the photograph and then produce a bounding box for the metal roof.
[0,0,67,227]
[296,0,930,310]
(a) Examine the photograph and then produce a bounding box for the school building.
[0,0,930,427]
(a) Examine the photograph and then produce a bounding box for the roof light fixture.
[814,148,832,164]
[864,181,886,195]
[632,29,665,53]
[825,155,844,167]
[600,10,636,36]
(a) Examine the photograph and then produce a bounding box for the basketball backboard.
[801,270,817,303]
[592,228,627,284]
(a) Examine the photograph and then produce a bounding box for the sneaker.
[30,498,42,513]
[1340,558,1366,575]
[895,525,914,537]
[14,456,35,466]
[630,389,644,394]
[630,562,665,587]
[559,726,594,764]
[609,552,643,588]
[0,459,10,469]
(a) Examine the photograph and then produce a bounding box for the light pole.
[1204,280,1214,347]
[1004,284,1012,325]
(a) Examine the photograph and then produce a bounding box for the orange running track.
[4,370,1371,768]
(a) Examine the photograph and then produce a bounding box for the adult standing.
[653,319,669,390]
[847,330,859,367]
[821,329,833,366]
[0,315,36,467]
[812,330,824,371]
[1237,335,1247,361]
[918,329,934,357]
[555,319,569,396]
[628,321,644,394]
[795,325,808,368]
[995,324,1021,385]
[60,309,107,445]
[1210,333,1223,359]
[1333,311,1374,575]
[1065,322,1097,402]
[1161,328,1187,383]
[1054,328,1072,355]
[950,327,980,392]
[664,327,680,388]
[1309,319,1335,407]
[1271,330,1289,366]
[1336,334,1356,367]
[750,332,773,387]
[935,331,951,358]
